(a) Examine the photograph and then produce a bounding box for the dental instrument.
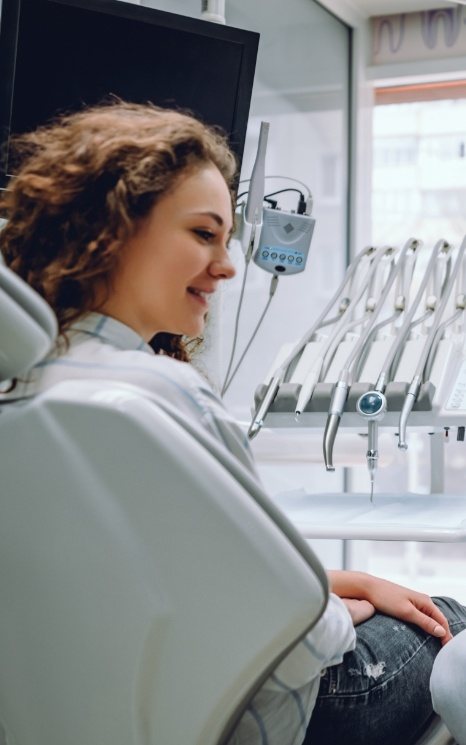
[398,236,466,450]
[323,239,416,471]
[423,252,466,382]
[356,390,387,501]
[294,249,384,417]
[353,240,418,382]
[355,239,420,496]
[248,245,376,438]
[318,248,394,382]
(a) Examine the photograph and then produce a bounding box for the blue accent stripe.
[246,703,269,745]
[270,673,307,733]
[302,636,327,663]
[73,329,115,344]
[93,315,107,334]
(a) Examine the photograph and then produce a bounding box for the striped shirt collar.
[70,313,153,354]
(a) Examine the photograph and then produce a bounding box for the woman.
[0,101,465,745]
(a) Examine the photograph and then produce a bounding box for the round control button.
[287,255,294,263]
[296,256,303,264]
[262,250,269,258]
[357,391,386,417]
[271,252,278,259]
[279,253,286,261]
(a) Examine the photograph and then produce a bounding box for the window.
[372,84,466,247]
[352,82,466,602]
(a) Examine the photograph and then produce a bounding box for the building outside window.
[353,83,466,603]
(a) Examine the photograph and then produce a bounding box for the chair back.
[0,265,328,745]
[0,263,57,380]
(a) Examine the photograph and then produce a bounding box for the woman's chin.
[175,318,206,339]
[187,322,206,338]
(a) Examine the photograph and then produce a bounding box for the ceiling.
[355,0,458,16]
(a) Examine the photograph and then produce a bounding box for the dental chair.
[0,263,455,745]
[0,262,328,745]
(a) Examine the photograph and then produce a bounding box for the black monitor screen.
[0,0,259,187]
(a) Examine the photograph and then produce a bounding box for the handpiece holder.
[242,121,270,261]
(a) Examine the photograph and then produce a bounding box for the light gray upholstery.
[0,264,328,744]
[0,263,57,380]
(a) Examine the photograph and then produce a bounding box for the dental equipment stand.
[253,406,466,543]
[250,237,466,543]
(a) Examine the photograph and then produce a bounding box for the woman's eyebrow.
[190,211,234,235]
[189,210,224,225]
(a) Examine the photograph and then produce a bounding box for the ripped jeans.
[303,597,466,745]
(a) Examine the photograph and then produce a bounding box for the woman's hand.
[329,570,453,646]
[341,598,376,626]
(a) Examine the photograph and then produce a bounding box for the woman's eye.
[194,229,215,242]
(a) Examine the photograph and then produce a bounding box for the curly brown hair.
[0,100,237,360]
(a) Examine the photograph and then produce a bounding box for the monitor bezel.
[0,0,259,188]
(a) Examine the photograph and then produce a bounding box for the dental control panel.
[253,207,315,275]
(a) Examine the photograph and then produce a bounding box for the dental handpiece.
[322,243,413,472]
[367,421,378,502]
[323,377,350,470]
[423,253,466,379]
[376,240,447,399]
[248,246,376,438]
[398,237,466,450]
[318,249,394,462]
[356,389,387,500]
[248,373,282,440]
[295,299,368,417]
[398,376,421,450]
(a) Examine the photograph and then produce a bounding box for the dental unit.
[249,233,466,517]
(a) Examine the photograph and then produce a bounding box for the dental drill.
[357,239,450,448]
[355,238,448,496]
[398,237,466,450]
[294,250,380,417]
[247,245,376,439]
[353,240,418,382]
[323,238,418,472]
[355,239,420,498]
[423,252,466,383]
[357,239,453,483]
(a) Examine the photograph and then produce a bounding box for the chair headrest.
[0,264,58,381]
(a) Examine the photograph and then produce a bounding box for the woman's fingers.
[405,596,453,646]
[328,571,454,644]
[342,598,376,626]
[406,606,446,637]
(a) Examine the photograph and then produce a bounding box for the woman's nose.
[209,250,236,280]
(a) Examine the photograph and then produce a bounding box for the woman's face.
[100,164,235,340]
